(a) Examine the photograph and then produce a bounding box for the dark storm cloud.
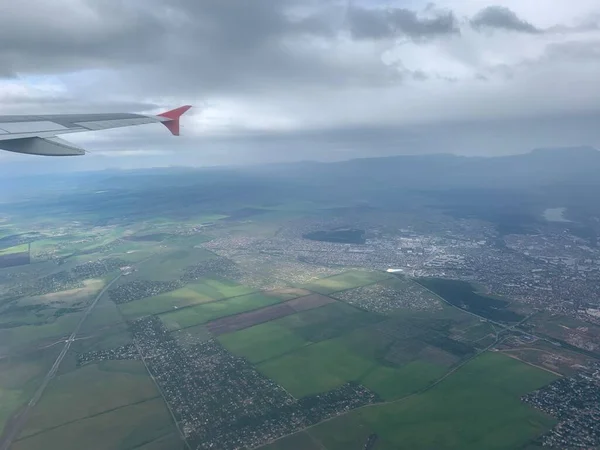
[0,0,452,96]
[347,6,459,40]
[0,1,169,76]
[470,6,540,33]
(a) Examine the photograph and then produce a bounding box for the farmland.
[263,352,558,450]
[297,270,392,294]
[0,183,580,450]
[159,291,284,330]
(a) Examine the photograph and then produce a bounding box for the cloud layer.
[1,0,600,171]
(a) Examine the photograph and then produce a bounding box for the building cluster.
[8,270,82,298]
[5,257,129,299]
[522,364,600,448]
[108,279,182,304]
[201,214,600,324]
[71,258,127,279]
[181,257,242,283]
[77,343,140,366]
[130,316,379,450]
[332,280,442,313]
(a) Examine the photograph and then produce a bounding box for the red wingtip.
[157,105,192,136]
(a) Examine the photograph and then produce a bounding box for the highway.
[0,273,122,450]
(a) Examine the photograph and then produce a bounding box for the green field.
[12,398,179,450]
[135,432,186,450]
[0,308,53,328]
[160,292,284,331]
[0,243,29,255]
[252,304,492,400]
[73,323,132,354]
[261,431,323,450]
[80,296,125,330]
[273,352,558,450]
[219,322,309,363]
[119,278,257,319]
[0,346,63,435]
[361,361,447,400]
[19,360,159,439]
[275,302,385,342]
[0,312,83,353]
[298,270,392,294]
[258,338,376,397]
[132,248,216,281]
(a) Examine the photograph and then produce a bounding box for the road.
[0,273,122,450]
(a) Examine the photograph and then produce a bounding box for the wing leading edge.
[0,105,191,156]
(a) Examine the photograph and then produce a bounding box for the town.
[522,363,600,448]
[130,316,379,450]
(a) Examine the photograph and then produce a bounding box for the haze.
[1,0,599,173]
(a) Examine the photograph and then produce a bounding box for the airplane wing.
[0,105,192,156]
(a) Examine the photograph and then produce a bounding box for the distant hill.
[250,146,600,191]
[3,147,600,237]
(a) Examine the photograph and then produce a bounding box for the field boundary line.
[13,395,161,442]
[0,272,123,450]
[110,285,192,450]
[252,344,500,450]
[124,431,180,450]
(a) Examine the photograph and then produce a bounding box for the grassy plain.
[80,295,125,330]
[298,270,392,294]
[361,361,447,400]
[135,432,185,450]
[17,278,105,309]
[275,302,384,342]
[219,322,308,363]
[0,244,29,255]
[119,278,257,319]
[0,346,62,435]
[73,323,132,354]
[19,360,159,438]
[160,292,283,331]
[12,398,178,450]
[259,338,375,397]
[0,312,82,353]
[261,431,323,450]
[132,247,216,281]
[303,352,557,450]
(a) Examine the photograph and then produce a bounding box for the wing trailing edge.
[0,136,85,156]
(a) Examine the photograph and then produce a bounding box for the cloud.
[470,6,540,33]
[1,0,600,173]
[347,5,459,40]
[0,0,168,76]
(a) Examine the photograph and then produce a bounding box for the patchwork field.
[273,302,385,343]
[0,244,29,256]
[19,360,159,439]
[297,270,392,294]
[207,294,334,335]
[118,277,256,319]
[263,352,558,450]
[0,346,63,435]
[0,312,83,353]
[11,398,180,450]
[219,321,309,363]
[0,248,30,268]
[160,292,287,331]
[131,247,216,281]
[0,205,572,450]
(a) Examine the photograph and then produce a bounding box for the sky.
[1,0,600,173]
